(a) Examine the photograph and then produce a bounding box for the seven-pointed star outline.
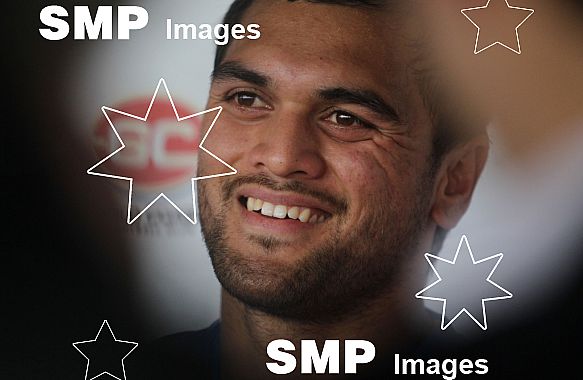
[416,235,513,330]
[87,78,237,224]
[461,0,535,54]
[72,320,138,380]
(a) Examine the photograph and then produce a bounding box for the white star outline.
[461,0,535,55]
[87,78,237,224]
[415,235,513,330]
[72,320,138,380]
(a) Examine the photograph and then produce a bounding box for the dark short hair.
[214,0,383,69]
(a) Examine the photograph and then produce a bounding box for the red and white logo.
[87,78,236,224]
[93,95,201,190]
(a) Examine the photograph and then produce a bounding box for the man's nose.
[246,111,326,180]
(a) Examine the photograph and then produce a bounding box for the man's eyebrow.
[211,61,270,87]
[318,88,402,124]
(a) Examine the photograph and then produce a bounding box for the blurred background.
[62,0,233,338]
[5,0,582,378]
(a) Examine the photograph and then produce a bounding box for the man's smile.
[233,186,336,235]
[243,196,329,223]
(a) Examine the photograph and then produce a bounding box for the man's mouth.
[239,196,330,224]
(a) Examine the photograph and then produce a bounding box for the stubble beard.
[198,174,432,324]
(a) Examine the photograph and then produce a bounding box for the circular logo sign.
[94,97,202,190]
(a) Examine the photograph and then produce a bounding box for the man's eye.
[327,111,370,128]
[231,91,268,108]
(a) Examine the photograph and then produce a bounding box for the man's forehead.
[226,1,416,91]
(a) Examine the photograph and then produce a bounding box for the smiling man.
[141,1,488,379]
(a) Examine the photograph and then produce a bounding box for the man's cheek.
[332,150,390,198]
[201,120,250,169]
[331,148,419,229]
[197,154,220,177]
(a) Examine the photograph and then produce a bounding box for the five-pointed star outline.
[72,320,138,380]
[461,0,535,54]
[87,78,237,224]
[415,235,513,330]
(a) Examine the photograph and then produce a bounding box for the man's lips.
[236,187,333,225]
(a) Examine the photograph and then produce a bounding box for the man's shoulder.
[153,320,220,355]
[131,321,221,379]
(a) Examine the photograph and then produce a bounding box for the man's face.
[198,0,437,320]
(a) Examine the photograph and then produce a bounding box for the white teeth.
[273,205,288,219]
[298,208,311,223]
[246,197,255,211]
[244,197,327,223]
[260,202,275,217]
[287,207,300,220]
[253,198,263,211]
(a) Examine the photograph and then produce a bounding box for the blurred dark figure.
[4,2,145,379]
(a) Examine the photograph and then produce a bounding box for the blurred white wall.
[70,0,233,337]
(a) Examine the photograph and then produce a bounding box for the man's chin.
[208,237,374,323]
[210,245,309,317]
[223,236,324,270]
[246,234,292,252]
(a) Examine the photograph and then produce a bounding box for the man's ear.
[430,134,489,230]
